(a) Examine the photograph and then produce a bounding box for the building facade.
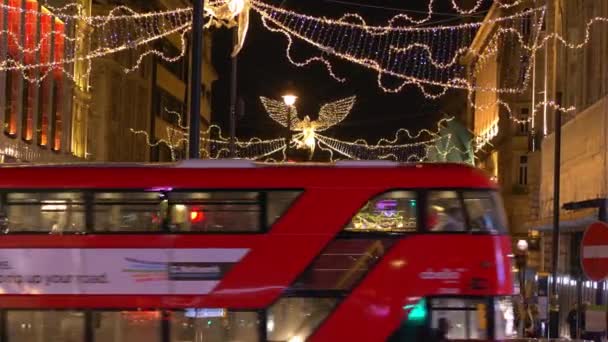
[464,0,608,336]
[461,1,546,268]
[87,0,217,162]
[0,0,91,163]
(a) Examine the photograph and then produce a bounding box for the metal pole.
[597,200,606,306]
[229,28,238,158]
[287,107,292,158]
[549,103,562,338]
[188,0,205,159]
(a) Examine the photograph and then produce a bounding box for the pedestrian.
[567,304,580,339]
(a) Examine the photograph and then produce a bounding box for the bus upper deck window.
[168,191,262,233]
[345,191,417,233]
[427,191,466,232]
[463,192,507,234]
[4,192,85,233]
[93,192,163,232]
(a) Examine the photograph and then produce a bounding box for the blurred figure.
[524,304,539,338]
[567,302,588,340]
[442,207,464,231]
[434,318,450,341]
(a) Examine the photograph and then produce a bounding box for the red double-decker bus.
[0,161,515,342]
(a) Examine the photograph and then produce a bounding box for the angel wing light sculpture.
[205,0,251,56]
[260,95,356,158]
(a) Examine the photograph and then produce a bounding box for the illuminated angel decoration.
[204,0,251,56]
[260,96,356,157]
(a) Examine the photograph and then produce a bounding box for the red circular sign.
[581,221,608,281]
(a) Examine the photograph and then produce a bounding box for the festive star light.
[260,95,356,157]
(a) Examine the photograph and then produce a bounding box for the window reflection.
[346,191,417,233]
[171,310,259,342]
[463,192,507,233]
[0,190,302,233]
[93,192,163,232]
[292,239,396,291]
[169,192,262,232]
[4,193,85,233]
[494,297,517,339]
[430,298,488,340]
[427,191,466,232]
[7,310,84,342]
[266,191,301,227]
[267,298,338,342]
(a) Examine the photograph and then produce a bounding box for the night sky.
[210,0,489,144]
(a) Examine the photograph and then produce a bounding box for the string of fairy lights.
[130,106,472,163]
[131,96,469,162]
[2,0,608,156]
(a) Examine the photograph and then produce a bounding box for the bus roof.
[0,160,465,169]
[0,161,497,189]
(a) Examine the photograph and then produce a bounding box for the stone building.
[0,0,91,163]
[463,0,608,335]
[87,0,217,162]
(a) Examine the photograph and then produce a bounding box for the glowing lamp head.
[282,94,297,106]
[228,0,246,15]
[516,239,528,252]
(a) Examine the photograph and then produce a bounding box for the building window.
[519,155,528,185]
[157,39,187,81]
[52,82,62,151]
[22,82,33,141]
[156,88,185,125]
[517,108,530,135]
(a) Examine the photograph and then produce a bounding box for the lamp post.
[282,94,297,157]
[516,239,529,337]
[188,0,205,159]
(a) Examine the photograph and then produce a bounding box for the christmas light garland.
[130,109,287,161]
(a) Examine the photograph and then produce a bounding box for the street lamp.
[282,94,297,156]
[282,94,297,107]
[515,239,529,337]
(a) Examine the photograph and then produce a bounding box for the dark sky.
[210,0,488,143]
